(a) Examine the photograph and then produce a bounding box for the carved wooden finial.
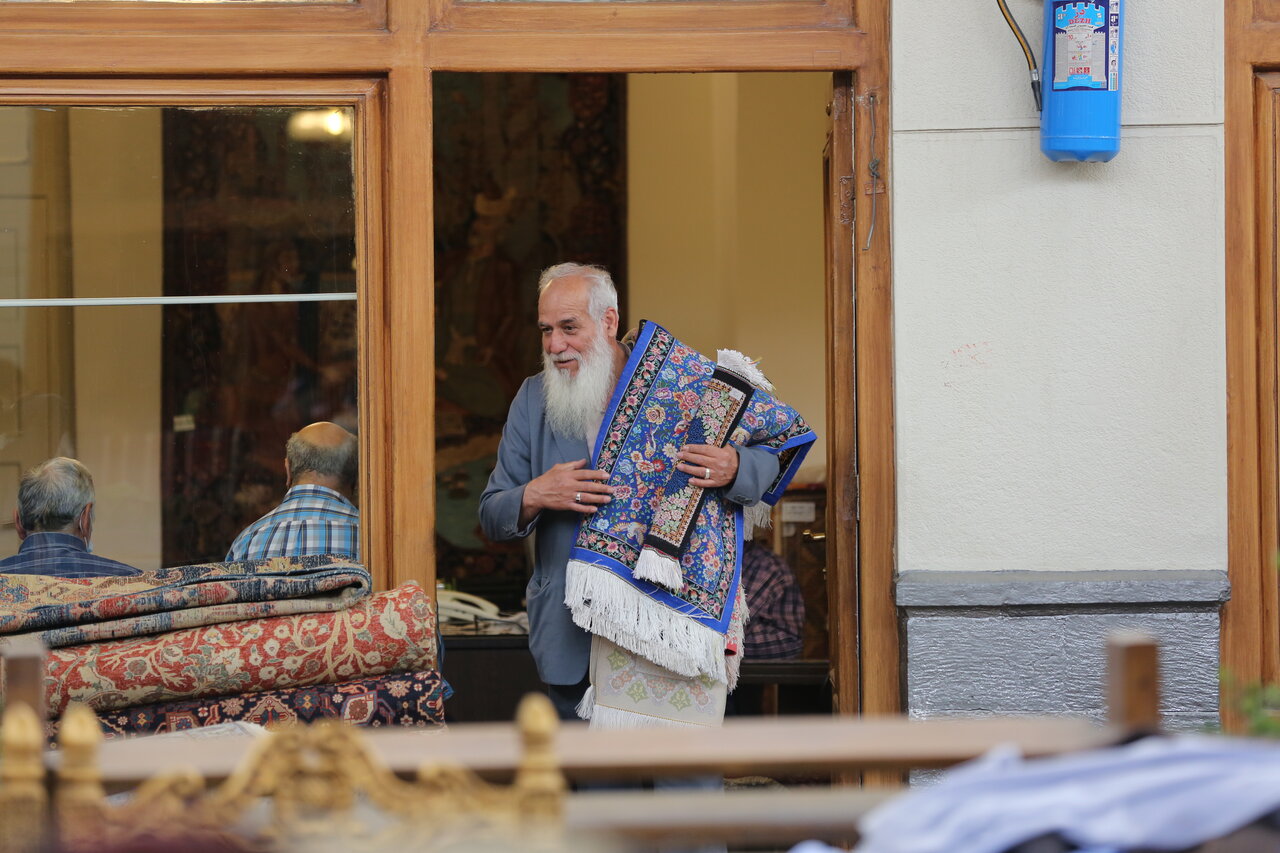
[514,692,565,823]
[0,702,48,853]
[56,703,107,847]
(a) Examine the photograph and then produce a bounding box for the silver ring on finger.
[575,492,582,503]
[705,467,711,480]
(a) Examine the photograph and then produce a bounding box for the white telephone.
[437,588,502,623]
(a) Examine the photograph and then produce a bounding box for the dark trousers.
[547,675,592,723]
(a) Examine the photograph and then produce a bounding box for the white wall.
[892,2,1226,572]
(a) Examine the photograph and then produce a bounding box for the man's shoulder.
[501,374,547,425]
[281,485,359,513]
[516,373,545,403]
[0,551,141,578]
[82,554,143,576]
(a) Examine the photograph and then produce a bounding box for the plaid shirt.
[227,485,359,562]
[742,540,805,660]
[0,532,141,578]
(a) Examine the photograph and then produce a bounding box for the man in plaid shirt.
[742,540,805,660]
[227,422,359,561]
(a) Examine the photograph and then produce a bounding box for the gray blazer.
[479,372,780,686]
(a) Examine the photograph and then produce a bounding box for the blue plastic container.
[1041,0,1122,162]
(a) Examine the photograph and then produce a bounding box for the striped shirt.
[0,532,141,578]
[742,540,805,660]
[226,484,360,562]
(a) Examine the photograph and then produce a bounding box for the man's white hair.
[19,457,94,533]
[537,262,618,322]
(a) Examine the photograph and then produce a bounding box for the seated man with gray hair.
[227,421,359,561]
[0,457,141,577]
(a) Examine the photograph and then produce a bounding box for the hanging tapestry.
[432,74,627,612]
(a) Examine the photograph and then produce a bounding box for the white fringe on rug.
[575,684,596,720]
[631,547,684,590]
[743,502,772,539]
[566,560,728,682]
[725,583,749,691]
[716,348,775,394]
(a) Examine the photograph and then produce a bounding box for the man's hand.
[520,459,614,526]
[676,444,739,489]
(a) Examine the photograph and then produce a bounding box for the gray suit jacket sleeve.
[725,444,780,506]
[478,380,539,542]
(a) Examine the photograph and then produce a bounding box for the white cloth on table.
[791,735,1280,853]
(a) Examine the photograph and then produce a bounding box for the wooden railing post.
[1106,631,1161,733]
[0,637,47,729]
[55,704,108,849]
[513,692,566,827]
[0,702,48,853]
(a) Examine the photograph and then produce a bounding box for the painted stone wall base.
[897,570,1229,732]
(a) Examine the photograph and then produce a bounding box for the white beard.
[542,332,616,442]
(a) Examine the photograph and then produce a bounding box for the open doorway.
[432,72,840,722]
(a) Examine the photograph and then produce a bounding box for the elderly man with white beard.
[478,262,781,721]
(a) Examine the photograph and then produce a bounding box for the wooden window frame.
[0,0,898,719]
[0,0,387,34]
[428,0,853,34]
[0,77,391,588]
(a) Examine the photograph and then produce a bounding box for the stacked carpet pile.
[0,555,445,738]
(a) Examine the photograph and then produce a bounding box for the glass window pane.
[0,105,355,301]
[0,301,357,569]
[0,105,358,571]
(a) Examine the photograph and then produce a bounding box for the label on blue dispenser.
[1052,1,1111,91]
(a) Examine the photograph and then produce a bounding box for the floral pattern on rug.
[44,583,437,717]
[589,636,725,727]
[0,555,370,648]
[573,321,817,630]
[50,669,447,740]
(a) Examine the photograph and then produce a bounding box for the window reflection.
[0,105,357,570]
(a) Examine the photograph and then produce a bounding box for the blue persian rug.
[565,320,815,709]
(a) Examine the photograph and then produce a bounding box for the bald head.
[285,422,357,496]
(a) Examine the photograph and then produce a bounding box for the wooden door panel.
[825,70,859,716]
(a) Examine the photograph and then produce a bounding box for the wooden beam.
[79,714,1120,787]
[826,72,860,719]
[563,788,894,847]
[0,33,398,76]
[431,0,851,32]
[356,79,392,590]
[1224,0,1280,727]
[0,78,386,102]
[424,30,867,72]
[0,0,387,34]
[852,0,898,721]
[384,60,437,593]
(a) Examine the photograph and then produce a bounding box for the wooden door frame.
[0,0,899,718]
[1226,0,1280,707]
